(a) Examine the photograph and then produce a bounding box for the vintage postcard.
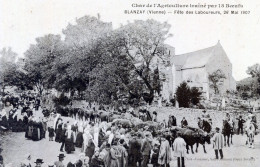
[0,0,259,167]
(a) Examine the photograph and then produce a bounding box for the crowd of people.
[0,92,48,141]
[0,91,258,167]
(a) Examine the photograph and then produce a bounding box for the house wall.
[163,43,236,100]
[206,43,236,96]
[180,67,209,98]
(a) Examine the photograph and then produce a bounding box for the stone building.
[161,41,236,100]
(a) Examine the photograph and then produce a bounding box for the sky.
[0,0,259,81]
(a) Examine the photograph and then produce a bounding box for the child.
[48,125,55,141]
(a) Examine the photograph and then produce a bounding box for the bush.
[190,87,202,105]
[175,82,202,108]
[176,82,191,108]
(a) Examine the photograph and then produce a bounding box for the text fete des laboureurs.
[124,3,250,15]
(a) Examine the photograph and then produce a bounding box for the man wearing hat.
[236,115,245,135]
[34,159,44,167]
[54,154,65,167]
[158,135,171,167]
[173,132,186,167]
[141,133,152,167]
[212,127,224,159]
[181,117,188,128]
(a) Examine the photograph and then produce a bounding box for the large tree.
[57,16,113,97]
[0,47,18,93]
[24,34,65,95]
[108,19,172,103]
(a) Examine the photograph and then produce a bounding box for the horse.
[245,120,256,148]
[222,120,234,147]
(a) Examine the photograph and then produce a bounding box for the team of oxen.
[63,107,257,152]
[67,108,221,154]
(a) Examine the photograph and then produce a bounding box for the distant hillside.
[237,77,257,86]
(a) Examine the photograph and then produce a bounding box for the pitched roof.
[173,43,220,70]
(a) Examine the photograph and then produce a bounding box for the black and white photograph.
[0,0,260,166]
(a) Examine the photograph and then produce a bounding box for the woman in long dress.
[65,125,75,154]
[85,138,95,159]
[75,123,84,148]
[32,119,41,141]
[55,122,63,142]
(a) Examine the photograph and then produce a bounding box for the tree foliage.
[246,63,260,96]
[0,47,19,92]
[208,69,226,94]
[24,34,65,94]
[176,82,191,108]
[18,16,172,105]
[190,87,202,105]
[107,19,172,103]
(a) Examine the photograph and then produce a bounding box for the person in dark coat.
[32,121,41,141]
[75,131,83,148]
[128,134,141,167]
[8,111,15,130]
[23,114,29,132]
[168,115,177,127]
[236,115,245,135]
[60,126,67,152]
[85,138,95,159]
[202,119,212,133]
[39,121,45,140]
[55,123,63,143]
[181,117,188,128]
[17,118,24,132]
[48,125,55,141]
[65,128,75,154]
[151,143,160,167]
[141,134,152,167]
